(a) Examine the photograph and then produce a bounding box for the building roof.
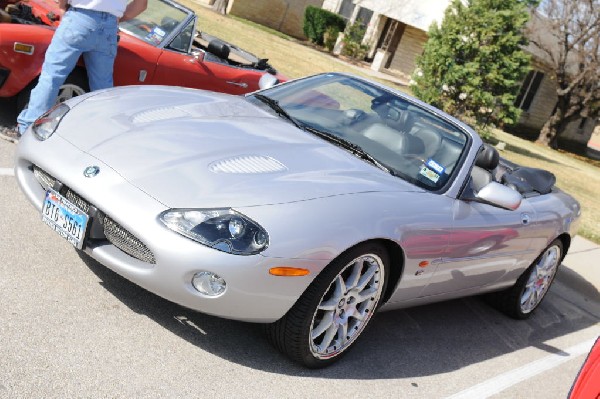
[357,0,451,31]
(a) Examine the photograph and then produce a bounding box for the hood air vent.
[132,107,190,124]
[209,155,287,174]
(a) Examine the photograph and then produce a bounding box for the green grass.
[490,130,600,244]
[183,1,409,87]
[185,2,600,244]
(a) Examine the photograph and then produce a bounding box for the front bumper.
[15,132,322,322]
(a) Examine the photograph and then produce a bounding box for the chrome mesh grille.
[33,166,55,191]
[32,165,155,264]
[64,189,91,213]
[102,216,156,264]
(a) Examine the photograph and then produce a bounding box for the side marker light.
[14,43,34,55]
[269,267,310,276]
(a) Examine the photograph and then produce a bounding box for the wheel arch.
[556,233,571,262]
[333,238,405,305]
[17,66,89,111]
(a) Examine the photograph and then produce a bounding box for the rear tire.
[17,69,90,113]
[485,239,563,319]
[265,242,389,368]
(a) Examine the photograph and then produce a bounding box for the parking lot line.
[0,168,14,176]
[445,338,596,399]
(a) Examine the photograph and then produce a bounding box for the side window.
[515,70,544,112]
[167,18,195,53]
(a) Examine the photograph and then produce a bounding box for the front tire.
[17,70,90,113]
[266,242,389,368]
[486,239,563,319]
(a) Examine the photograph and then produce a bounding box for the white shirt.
[69,0,128,18]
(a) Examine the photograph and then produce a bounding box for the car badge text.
[83,166,100,178]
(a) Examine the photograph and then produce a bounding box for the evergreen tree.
[411,0,531,138]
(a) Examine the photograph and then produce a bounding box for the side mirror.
[474,181,522,210]
[258,73,279,90]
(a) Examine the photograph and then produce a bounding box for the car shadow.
[0,97,17,127]
[77,251,600,379]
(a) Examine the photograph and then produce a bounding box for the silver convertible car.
[15,73,581,368]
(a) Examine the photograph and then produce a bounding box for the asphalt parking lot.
[1,96,599,398]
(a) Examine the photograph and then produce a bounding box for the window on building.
[356,8,373,26]
[515,70,544,112]
[339,0,355,20]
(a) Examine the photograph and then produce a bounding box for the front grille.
[32,165,156,264]
[33,166,55,191]
[102,216,156,264]
[64,188,91,214]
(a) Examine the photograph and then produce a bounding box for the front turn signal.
[269,267,310,277]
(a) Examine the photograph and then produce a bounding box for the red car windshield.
[119,0,191,47]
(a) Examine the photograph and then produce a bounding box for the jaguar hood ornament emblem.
[83,166,100,178]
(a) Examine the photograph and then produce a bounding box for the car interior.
[470,144,556,198]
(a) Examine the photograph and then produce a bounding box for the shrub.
[303,6,346,45]
[323,26,340,51]
[341,22,369,60]
[411,0,531,139]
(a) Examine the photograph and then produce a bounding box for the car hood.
[59,86,420,208]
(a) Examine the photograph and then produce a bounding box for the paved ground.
[1,96,599,399]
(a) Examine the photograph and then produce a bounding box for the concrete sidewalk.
[560,235,600,300]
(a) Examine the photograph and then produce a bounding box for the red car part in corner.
[569,337,600,399]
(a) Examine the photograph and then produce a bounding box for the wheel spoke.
[60,87,74,100]
[521,286,533,307]
[311,311,334,339]
[352,308,365,321]
[334,275,346,300]
[356,286,378,303]
[356,264,377,291]
[345,260,363,290]
[338,322,349,347]
[319,323,338,352]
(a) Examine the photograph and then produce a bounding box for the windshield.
[248,74,470,191]
[119,0,191,47]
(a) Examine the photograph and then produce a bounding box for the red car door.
[151,49,264,95]
[112,35,162,87]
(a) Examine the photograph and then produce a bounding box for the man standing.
[5,0,147,141]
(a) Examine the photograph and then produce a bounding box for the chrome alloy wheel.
[309,253,385,359]
[520,243,561,314]
[56,83,87,104]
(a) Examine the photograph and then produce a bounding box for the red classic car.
[0,0,285,110]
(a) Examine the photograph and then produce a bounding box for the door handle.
[521,213,531,225]
[226,81,248,88]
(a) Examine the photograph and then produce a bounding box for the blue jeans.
[17,8,118,134]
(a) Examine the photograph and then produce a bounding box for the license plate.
[41,189,89,249]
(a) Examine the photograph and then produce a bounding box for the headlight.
[159,209,269,255]
[32,103,70,141]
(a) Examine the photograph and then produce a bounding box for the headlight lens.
[160,209,269,255]
[32,103,70,141]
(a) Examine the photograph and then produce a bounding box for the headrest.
[397,110,415,134]
[208,39,230,60]
[475,143,499,171]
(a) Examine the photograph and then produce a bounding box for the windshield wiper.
[253,94,303,129]
[303,126,393,174]
[253,94,392,174]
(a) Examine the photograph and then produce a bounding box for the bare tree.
[212,0,229,14]
[527,0,599,148]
